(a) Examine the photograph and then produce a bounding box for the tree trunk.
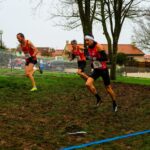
[83,23,92,35]
[82,26,93,75]
[82,23,93,54]
[110,55,117,80]
[110,41,118,80]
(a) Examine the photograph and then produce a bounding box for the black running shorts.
[89,68,110,86]
[77,61,86,72]
[25,57,37,66]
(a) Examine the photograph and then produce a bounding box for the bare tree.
[132,12,150,52]
[96,0,149,79]
[53,0,98,36]
[32,0,98,35]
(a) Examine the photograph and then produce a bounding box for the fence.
[0,51,78,73]
[0,51,150,77]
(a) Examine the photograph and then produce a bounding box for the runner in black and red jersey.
[16,33,42,91]
[85,34,118,112]
[70,40,88,80]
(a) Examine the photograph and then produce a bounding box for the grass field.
[0,69,150,149]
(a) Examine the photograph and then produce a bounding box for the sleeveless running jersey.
[88,44,107,69]
[72,46,86,61]
[21,40,37,60]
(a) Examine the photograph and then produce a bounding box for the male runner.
[85,34,118,112]
[16,33,42,91]
[70,40,88,80]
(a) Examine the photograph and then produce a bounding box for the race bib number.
[24,53,30,59]
[93,61,102,69]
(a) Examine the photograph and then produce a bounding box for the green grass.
[0,69,150,149]
[116,76,150,85]
[0,68,150,85]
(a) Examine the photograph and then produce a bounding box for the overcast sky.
[0,0,139,49]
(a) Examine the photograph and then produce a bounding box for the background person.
[70,40,88,80]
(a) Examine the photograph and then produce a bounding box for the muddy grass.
[0,75,150,150]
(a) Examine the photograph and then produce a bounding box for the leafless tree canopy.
[132,15,150,51]
[95,0,150,79]
[31,0,98,31]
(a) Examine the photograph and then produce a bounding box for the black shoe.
[39,66,43,74]
[95,94,102,107]
[96,98,102,107]
[113,101,118,112]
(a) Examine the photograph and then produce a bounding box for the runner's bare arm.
[28,41,38,57]
[79,46,84,52]
[96,44,105,52]
[96,44,108,61]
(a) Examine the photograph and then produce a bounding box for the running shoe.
[113,101,118,112]
[96,98,102,107]
[30,87,37,92]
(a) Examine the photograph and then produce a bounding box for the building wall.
[134,56,145,62]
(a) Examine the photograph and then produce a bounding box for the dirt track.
[0,76,150,150]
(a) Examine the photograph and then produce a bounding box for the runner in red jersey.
[85,34,118,112]
[16,33,42,91]
[70,40,88,80]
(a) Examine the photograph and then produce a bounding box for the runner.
[70,40,88,80]
[16,33,43,91]
[85,34,118,112]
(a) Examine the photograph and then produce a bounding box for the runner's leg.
[25,63,37,90]
[86,77,102,106]
[105,85,117,112]
[77,69,88,80]
[100,69,118,111]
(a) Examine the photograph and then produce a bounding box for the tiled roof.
[37,47,50,52]
[37,47,64,57]
[65,44,144,55]
[51,50,64,57]
[102,44,144,55]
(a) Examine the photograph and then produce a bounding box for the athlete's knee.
[105,84,110,90]
[25,72,30,77]
[77,70,82,75]
[77,71,81,75]
[85,80,91,88]
[106,85,115,94]
[86,78,93,86]
[26,72,32,77]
